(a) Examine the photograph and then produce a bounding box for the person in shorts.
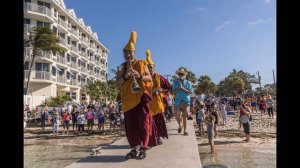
[86,108,95,133]
[172,68,193,136]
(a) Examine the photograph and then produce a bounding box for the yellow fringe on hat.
[124,31,137,51]
[146,49,154,65]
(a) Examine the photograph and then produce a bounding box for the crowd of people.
[23,101,124,136]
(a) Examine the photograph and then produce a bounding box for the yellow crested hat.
[146,49,154,65]
[123,31,137,51]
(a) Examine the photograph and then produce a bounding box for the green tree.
[220,69,254,96]
[195,75,217,95]
[44,95,71,106]
[24,26,65,95]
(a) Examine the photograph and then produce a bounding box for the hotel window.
[71,92,76,100]
[38,1,50,9]
[37,21,50,28]
[51,67,56,76]
[60,51,65,58]
[67,72,70,79]
[77,76,81,82]
[59,32,65,38]
[35,63,49,72]
[58,69,64,76]
[54,9,57,18]
[71,57,76,63]
[71,74,76,80]
[59,15,65,21]
[24,18,30,24]
[24,62,29,70]
[71,41,76,46]
[67,54,71,62]
[52,27,58,35]
[66,92,70,97]
[67,36,71,45]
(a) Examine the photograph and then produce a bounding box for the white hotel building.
[24,0,109,108]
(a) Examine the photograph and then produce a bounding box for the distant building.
[24,0,109,108]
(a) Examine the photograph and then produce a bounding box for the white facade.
[24,0,109,109]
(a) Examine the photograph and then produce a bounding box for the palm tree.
[24,26,65,95]
[110,66,120,80]
[85,81,99,102]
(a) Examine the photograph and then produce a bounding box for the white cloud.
[265,0,271,3]
[185,6,207,15]
[248,18,273,26]
[215,21,233,32]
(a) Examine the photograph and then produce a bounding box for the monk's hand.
[152,87,160,95]
[131,70,141,78]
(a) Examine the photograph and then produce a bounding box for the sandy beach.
[24,112,276,168]
[195,112,276,168]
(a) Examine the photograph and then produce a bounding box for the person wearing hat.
[116,31,153,159]
[172,68,193,136]
[145,49,171,145]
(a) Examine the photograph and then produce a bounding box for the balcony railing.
[57,56,66,65]
[80,51,88,58]
[24,2,53,18]
[70,79,77,86]
[37,50,52,59]
[90,57,96,62]
[57,76,66,84]
[71,62,78,69]
[71,29,79,36]
[71,46,79,53]
[58,18,67,28]
[24,24,34,35]
[59,37,67,46]
[80,66,86,72]
[24,47,32,58]
[82,38,89,45]
[24,70,51,81]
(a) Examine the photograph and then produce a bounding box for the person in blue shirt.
[172,68,193,136]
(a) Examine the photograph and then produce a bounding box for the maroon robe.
[124,93,154,148]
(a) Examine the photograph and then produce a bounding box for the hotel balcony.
[24,24,35,37]
[24,70,51,82]
[66,79,78,86]
[57,18,68,33]
[57,76,67,85]
[24,47,53,62]
[70,46,80,56]
[80,51,89,59]
[58,37,68,49]
[57,56,66,65]
[70,62,78,70]
[24,2,54,23]
[70,29,80,41]
[80,38,89,47]
[80,66,87,73]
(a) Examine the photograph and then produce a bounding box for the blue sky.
[64,0,276,86]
